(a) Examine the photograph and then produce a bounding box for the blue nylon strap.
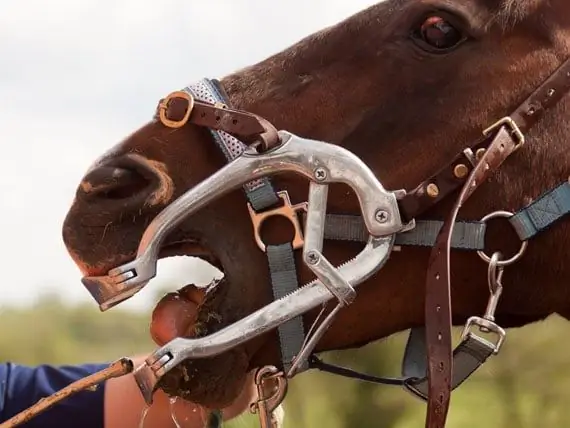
[401,328,496,401]
[184,79,279,212]
[183,79,305,374]
[509,181,570,241]
[266,244,307,373]
[303,213,488,251]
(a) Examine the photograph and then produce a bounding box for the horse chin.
[149,239,252,409]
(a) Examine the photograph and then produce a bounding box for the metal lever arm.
[105,131,403,292]
[133,233,395,404]
[303,182,356,305]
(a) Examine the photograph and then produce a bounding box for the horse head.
[62,0,570,425]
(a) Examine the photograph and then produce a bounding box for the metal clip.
[247,191,308,252]
[250,366,287,428]
[461,252,506,355]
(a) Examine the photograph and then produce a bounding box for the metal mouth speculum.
[118,131,408,404]
[82,130,406,311]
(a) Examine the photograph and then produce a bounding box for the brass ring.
[158,91,194,129]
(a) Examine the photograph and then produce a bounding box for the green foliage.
[2,292,570,427]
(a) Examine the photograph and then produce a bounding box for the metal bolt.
[375,210,389,223]
[314,167,327,181]
[306,251,319,264]
[426,183,439,198]
[453,163,469,179]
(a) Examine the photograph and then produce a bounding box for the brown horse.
[62,0,570,426]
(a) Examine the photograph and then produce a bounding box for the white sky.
[0,0,378,312]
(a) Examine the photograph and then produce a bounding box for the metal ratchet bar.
[101,131,403,294]
[133,234,395,404]
[0,358,134,428]
[303,182,356,305]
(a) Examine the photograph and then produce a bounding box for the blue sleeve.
[0,362,109,428]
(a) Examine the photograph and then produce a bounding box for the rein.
[80,58,570,428]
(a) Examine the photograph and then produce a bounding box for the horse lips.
[149,279,250,409]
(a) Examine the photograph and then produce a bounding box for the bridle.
[73,57,570,428]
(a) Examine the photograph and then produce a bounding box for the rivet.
[547,88,555,97]
[426,183,440,198]
[453,164,469,179]
[527,106,536,116]
[475,148,486,161]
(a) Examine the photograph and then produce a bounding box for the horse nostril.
[80,165,150,201]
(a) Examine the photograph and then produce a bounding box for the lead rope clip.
[249,366,288,428]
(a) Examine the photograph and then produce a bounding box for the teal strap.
[184,79,279,211]
[266,243,306,373]
[302,213,488,251]
[185,79,304,374]
[509,181,570,241]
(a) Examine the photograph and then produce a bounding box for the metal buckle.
[158,90,195,129]
[248,191,308,252]
[461,316,506,355]
[482,116,525,150]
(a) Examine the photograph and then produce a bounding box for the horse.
[61,0,570,426]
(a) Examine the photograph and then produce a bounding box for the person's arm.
[104,355,255,428]
[0,355,255,428]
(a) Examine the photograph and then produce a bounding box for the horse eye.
[412,15,464,51]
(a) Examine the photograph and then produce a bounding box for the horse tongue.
[150,284,206,346]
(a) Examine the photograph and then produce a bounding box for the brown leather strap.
[423,57,570,428]
[424,127,518,428]
[398,134,489,222]
[155,91,280,150]
[400,58,570,222]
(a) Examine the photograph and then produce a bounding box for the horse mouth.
[79,233,226,313]
[79,234,252,407]
[149,237,228,343]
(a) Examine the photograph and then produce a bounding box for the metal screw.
[306,251,319,264]
[314,167,327,181]
[375,210,389,223]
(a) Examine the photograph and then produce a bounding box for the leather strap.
[399,59,570,223]
[156,93,281,150]
[425,127,519,428]
[424,57,570,428]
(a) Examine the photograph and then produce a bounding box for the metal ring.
[477,210,528,266]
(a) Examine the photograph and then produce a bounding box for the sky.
[0,0,378,312]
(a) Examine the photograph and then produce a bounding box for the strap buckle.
[158,91,195,129]
[482,116,525,150]
[461,316,506,355]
